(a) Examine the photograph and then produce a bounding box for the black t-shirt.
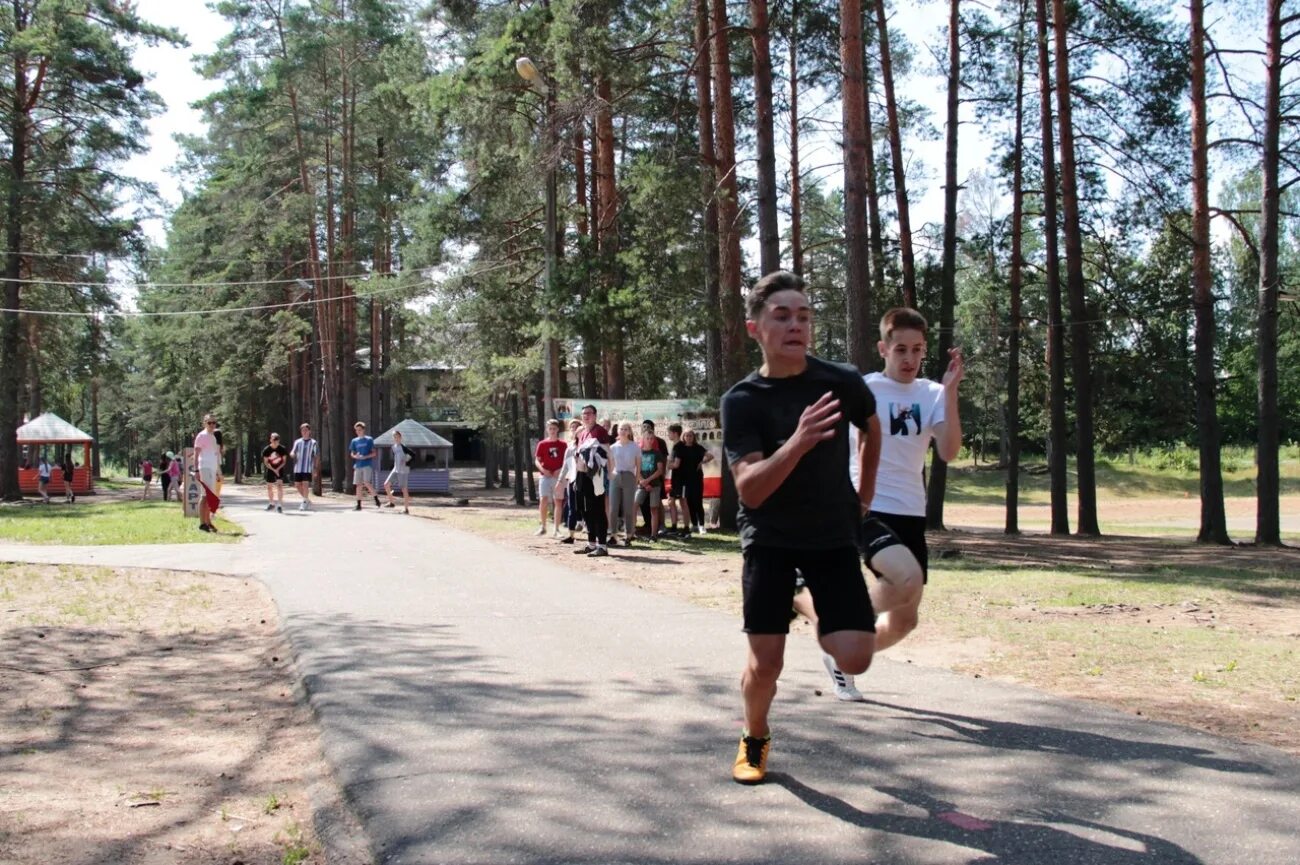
[721,355,876,550]
[673,441,707,477]
[262,444,289,474]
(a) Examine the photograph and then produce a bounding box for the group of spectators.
[533,407,714,557]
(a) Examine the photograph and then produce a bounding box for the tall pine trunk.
[595,76,624,398]
[751,0,780,274]
[1051,0,1099,535]
[1005,0,1028,535]
[695,0,724,397]
[1256,0,1283,545]
[1035,0,1070,534]
[0,29,31,501]
[789,1,803,276]
[926,0,960,531]
[842,0,872,371]
[872,0,917,307]
[712,0,746,387]
[863,54,887,309]
[1189,0,1229,544]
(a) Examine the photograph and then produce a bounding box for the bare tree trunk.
[842,0,872,371]
[1256,0,1283,545]
[712,0,747,387]
[863,54,887,309]
[1051,0,1099,536]
[789,2,803,277]
[595,76,625,398]
[696,0,724,397]
[1189,0,1229,545]
[751,0,780,274]
[927,0,960,531]
[1005,0,1028,535]
[1035,0,1070,535]
[872,0,917,307]
[512,390,525,506]
[0,30,31,500]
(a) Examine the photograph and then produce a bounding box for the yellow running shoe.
[732,734,771,785]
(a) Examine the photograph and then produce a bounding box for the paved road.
[4,489,1299,864]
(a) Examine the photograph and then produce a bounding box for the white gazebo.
[374,419,454,494]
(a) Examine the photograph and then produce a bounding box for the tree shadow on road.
[865,700,1269,775]
[774,774,1204,865]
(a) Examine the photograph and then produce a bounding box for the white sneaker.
[534,526,547,536]
[299,501,307,512]
[822,652,865,702]
[698,526,708,535]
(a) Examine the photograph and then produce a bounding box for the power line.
[0,269,401,288]
[2,277,436,318]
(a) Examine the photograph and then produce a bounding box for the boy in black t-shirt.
[720,270,882,785]
[262,432,290,513]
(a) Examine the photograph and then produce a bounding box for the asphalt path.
[4,487,1298,864]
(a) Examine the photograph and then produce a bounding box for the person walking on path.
[193,414,223,533]
[607,422,639,546]
[140,458,154,500]
[572,405,611,557]
[165,452,180,503]
[262,432,289,513]
[384,430,414,513]
[36,455,51,503]
[350,422,380,510]
[533,420,567,535]
[290,423,319,511]
[61,453,76,503]
[800,307,965,701]
[720,270,880,784]
[672,428,713,536]
[159,453,173,502]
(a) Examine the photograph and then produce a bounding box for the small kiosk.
[374,419,454,495]
[16,413,95,496]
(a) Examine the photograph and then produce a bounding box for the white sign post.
[181,447,201,519]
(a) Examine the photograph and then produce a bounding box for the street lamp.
[516,56,560,423]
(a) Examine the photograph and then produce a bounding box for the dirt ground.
[0,564,369,865]
[428,479,1300,755]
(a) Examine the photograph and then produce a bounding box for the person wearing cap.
[262,432,289,513]
[160,452,174,502]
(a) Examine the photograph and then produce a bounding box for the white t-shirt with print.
[848,372,947,516]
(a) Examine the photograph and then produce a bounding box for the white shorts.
[199,466,218,492]
[386,469,409,490]
[540,476,559,499]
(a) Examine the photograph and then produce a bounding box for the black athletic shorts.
[859,512,929,583]
[668,478,683,499]
[265,471,285,484]
[292,472,312,483]
[742,545,875,635]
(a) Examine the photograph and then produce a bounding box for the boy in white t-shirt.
[795,307,964,701]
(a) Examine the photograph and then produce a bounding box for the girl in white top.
[607,422,640,545]
[384,430,413,513]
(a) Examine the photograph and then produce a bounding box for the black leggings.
[683,472,705,530]
[575,473,608,545]
[161,474,172,500]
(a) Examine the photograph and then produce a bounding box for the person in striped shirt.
[290,423,320,511]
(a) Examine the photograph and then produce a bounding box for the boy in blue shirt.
[350,421,379,510]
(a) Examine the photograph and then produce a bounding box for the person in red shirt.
[534,419,568,536]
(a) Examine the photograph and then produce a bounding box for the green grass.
[945,446,1300,505]
[925,558,1300,703]
[0,500,243,545]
